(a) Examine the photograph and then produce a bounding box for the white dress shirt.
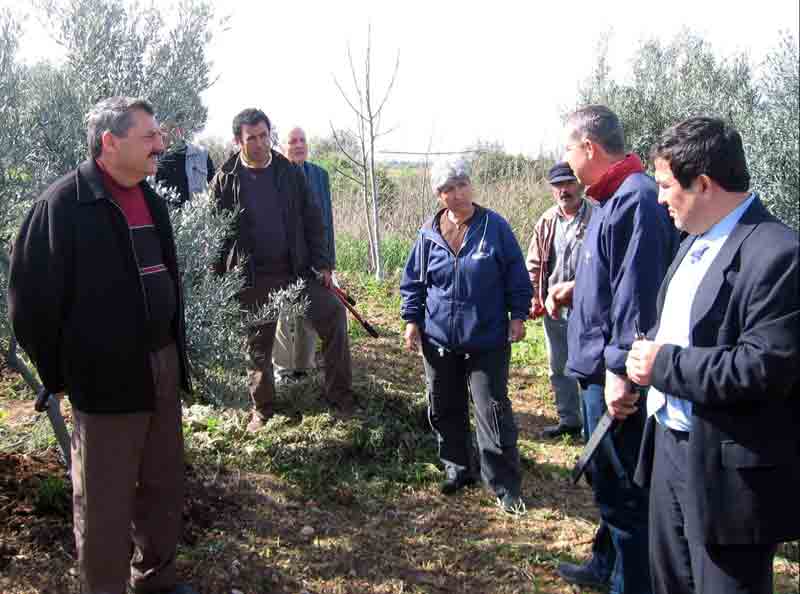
[647,194,756,431]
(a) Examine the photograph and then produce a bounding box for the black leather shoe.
[556,561,610,590]
[440,473,477,495]
[542,423,582,439]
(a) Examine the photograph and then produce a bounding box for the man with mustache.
[211,109,354,430]
[8,97,197,594]
[272,126,337,384]
[526,161,594,439]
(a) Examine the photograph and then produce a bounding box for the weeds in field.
[33,475,70,515]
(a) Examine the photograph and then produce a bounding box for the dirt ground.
[1,281,798,594]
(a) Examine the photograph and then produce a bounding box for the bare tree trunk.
[332,25,399,279]
[368,129,383,281]
[364,31,383,281]
[361,158,375,271]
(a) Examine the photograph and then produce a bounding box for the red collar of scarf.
[586,153,645,202]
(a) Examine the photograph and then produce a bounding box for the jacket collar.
[76,159,158,204]
[654,196,769,335]
[220,148,292,176]
[76,159,109,203]
[422,204,487,235]
[689,196,767,326]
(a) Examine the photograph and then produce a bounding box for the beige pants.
[71,343,183,594]
[272,314,317,374]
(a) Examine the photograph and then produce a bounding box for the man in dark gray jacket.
[211,109,354,430]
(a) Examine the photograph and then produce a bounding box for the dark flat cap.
[548,161,577,184]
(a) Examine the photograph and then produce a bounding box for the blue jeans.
[582,383,651,594]
[543,315,581,427]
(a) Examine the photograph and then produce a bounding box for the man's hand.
[604,370,639,420]
[545,281,575,319]
[552,281,575,305]
[545,292,560,319]
[626,339,662,387]
[404,323,421,353]
[529,299,545,320]
[318,269,333,289]
[509,319,525,343]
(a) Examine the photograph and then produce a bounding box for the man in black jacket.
[622,117,800,594]
[8,97,197,594]
[211,108,354,431]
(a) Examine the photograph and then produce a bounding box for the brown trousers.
[240,274,352,416]
[71,343,184,594]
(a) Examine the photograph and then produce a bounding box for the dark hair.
[232,108,271,139]
[85,97,155,158]
[566,104,625,155]
[651,116,750,192]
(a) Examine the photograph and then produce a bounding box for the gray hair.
[283,126,306,144]
[85,96,155,158]
[430,157,471,195]
[566,105,625,155]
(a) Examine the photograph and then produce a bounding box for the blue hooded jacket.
[566,172,679,383]
[400,205,532,353]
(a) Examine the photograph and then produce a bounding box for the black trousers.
[650,421,778,594]
[422,341,521,498]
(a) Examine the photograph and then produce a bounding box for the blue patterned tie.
[689,245,709,264]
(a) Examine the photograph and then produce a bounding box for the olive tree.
[575,30,798,230]
[0,0,301,407]
[750,33,799,229]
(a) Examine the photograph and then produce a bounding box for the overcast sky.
[7,0,799,158]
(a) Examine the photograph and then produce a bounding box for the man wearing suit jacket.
[273,127,338,382]
[619,116,800,594]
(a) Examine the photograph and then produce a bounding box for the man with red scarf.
[554,105,678,593]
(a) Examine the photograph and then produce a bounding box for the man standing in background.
[273,126,337,383]
[155,114,215,205]
[211,109,354,431]
[558,105,678,593]
[526,161,593,439]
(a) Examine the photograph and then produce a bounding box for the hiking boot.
[440,473,477,495]
[497,493,527,515]
[246,409,272,433]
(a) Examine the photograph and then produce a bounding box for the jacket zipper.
[107,198,152,323]
[429,211,483,347]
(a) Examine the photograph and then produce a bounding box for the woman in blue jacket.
[400,158,532,514]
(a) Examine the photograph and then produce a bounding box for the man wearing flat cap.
[526,162,594,439]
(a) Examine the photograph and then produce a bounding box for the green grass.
[336,235,413,276]
[512,320,547,367]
